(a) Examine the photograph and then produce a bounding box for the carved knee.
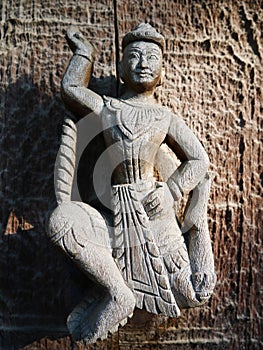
[47,202,84,257]
[47,201,110,258]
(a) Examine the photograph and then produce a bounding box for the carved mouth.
[137,71,152,77]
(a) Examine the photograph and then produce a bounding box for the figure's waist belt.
[112,178,157,193]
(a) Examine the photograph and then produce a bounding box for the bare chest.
[101,97,170,146]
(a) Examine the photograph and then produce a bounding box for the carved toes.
[68,288,135,343]
[192,271,216,302]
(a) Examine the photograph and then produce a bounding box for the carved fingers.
[66,26,95,59]
[142,182,175,220]
[142,189,163,220]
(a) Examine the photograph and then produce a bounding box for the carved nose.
[139,57,149,68]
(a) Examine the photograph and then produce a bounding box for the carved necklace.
[105,96,167,140]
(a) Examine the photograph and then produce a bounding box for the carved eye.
[128,52,140,60]
[148,54,158,60]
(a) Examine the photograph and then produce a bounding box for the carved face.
[120,41,163,93]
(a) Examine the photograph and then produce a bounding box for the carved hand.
[66,26,95,59]
[143,189,163,220]
[142,182,175,220]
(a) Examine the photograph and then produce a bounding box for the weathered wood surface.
[0,0,262,349]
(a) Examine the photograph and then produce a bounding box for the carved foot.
[192,271,217,303]
[68,287,136,343]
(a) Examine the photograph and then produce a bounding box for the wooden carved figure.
[47,23,216,344]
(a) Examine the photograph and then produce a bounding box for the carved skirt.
[111,179,194,315]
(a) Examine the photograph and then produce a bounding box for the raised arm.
[61,27,104,118]
[166,114,210,201]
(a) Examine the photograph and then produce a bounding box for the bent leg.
[182,172,216,302]
[164,173,216,308]
[164,245,202,308]
[47,201,135,343]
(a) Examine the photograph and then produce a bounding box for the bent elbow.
[196,151,210,174]
[203,152,210,170]
[60,84,82,117]
[61,78,73,101]
[61,82,79,109]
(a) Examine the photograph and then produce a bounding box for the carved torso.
[98,97,184,312]
[101,97,171,185]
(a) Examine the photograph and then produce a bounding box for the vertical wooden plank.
[116,1,262,349]
[0,1,117,349]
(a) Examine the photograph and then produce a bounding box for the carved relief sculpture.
[47,24,216,344]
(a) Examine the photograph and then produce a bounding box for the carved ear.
[157,67,165,86]
[118,61,124,82]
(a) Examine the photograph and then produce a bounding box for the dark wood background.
[0,1,262,349]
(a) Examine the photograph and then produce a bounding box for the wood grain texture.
[0,0,262,349]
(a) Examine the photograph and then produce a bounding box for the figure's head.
[119,24,165,93]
